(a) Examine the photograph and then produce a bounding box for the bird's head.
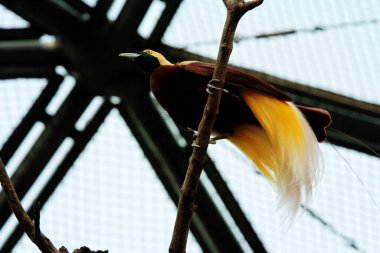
[119,49,172,74]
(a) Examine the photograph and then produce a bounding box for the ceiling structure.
[0,0,379,252]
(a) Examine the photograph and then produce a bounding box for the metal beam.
[145,0,183,47]
[0,40,63,67]
[92,0,113,24]
[0,67,55,79]
[108,0,153,52]
[0,28,42,41]
[93,0,113,16]
[0,74,63,164]
[1,100,113,253]
[0,84,93,229]
[0,40,62,78]
[63,0,93,14]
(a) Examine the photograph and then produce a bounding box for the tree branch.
[168,1,264,252]
[244,0,264,10]
[0,158,109,253]
[0,158,60,253]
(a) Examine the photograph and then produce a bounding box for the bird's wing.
[177,61,293,101]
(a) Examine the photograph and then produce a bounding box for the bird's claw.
[185,127,198,138]
[190,130,203,147]
[210,133,231,144]
[206,79,229,95]
[192,134,230,147]
[190,129,231,147]
[191,139,216,147]
[191,142,201,148]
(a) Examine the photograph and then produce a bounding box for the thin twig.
[168,1,263,252]
[0,157,59,253]
[34,202,42,242]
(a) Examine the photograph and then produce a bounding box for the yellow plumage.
[228,89,321,216]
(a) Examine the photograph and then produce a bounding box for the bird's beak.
[119,53,141,60]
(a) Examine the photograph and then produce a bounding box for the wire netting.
[1,1,380,253]
[163,0,380,105]
[0,79,46,146]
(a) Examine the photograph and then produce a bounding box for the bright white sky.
[1,1,380,253]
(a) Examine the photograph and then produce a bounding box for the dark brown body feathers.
[150,62,331,141]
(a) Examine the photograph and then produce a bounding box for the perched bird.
[120,49,332,214]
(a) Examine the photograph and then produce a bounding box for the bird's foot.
[185,127,198,138]
[191,132,201,147]
[191,134,230,147]
[209,133,231,144]
[187,127,201,147]
[206,79,229,95]
[191,142,201,148]
[189,126,231,147]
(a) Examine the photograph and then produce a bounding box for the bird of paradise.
[120,49,332,216]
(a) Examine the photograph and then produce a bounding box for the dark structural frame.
[0,0,379,252]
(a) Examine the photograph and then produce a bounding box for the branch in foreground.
[0,157,59,253]
[168,1,264,252]
[0,158,108,253]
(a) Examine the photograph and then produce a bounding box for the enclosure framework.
[0,0,379,252]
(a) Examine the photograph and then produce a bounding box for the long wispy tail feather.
[228,90,322,217]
